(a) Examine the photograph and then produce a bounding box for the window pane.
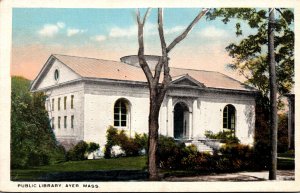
[114,114,119,120]
[114,121,120,127]
[71,115,74,129]
[121,107,126,114]
[64,116,67,128]
[121,114,126,121]
[121,121,126,126]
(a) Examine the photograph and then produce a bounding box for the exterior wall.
[198,92,255,145]
[165,88,256,145]
[43,79,256,149]
[37,59,80,89]
[45,82,85,149]
[82,81,149,147]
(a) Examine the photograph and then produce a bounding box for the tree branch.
[153,8,167,85]
[143,8,152,26]
[167,8,209,53]
[137,8,154,86]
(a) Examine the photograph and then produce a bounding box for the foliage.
[219,144,254,171]
[277,113,289,153]
[205,130,240,144]
[104,126,148,158]
[207,8,294,102]
[252,94,270,169]
[87,142,100,153]
[67,141,100,161]
[157,135,187,169]
[66,141,89,161]
[158,139,256,172]
[11,76,66,169]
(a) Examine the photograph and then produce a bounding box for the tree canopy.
[207,8,294,99]
[11,76,65,168]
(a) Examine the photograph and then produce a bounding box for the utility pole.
[268,8,278,180]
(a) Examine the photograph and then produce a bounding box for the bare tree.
[136,8,209,180]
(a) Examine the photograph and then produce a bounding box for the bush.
[67,141,89,161]
[87,142,100,154]
[219,144,254,171]
[157,135,187,169]
[104,126,148,158]
[205,130,240,144]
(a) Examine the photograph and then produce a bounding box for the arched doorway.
[173,102,189,139]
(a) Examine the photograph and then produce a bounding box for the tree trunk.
[148,91,161,180]
[268,8,278,180]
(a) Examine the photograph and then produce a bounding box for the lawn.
[11,153,294,181]
[11,156,147,181]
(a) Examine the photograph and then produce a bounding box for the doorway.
[173,102,189,139]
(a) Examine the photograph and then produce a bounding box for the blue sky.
[12,8,254,80]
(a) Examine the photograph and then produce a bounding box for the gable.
[30,56,81,91]
[171,75,205,88]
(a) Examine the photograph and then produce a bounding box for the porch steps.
[185,141,214,153]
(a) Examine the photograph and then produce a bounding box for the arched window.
[223,104,236,130]
[114,99,130,127]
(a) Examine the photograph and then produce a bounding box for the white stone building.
[30,54,257,150]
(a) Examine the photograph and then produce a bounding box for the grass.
[11,156,147,181]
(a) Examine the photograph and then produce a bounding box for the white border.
[0,0,299,192]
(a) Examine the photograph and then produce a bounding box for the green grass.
[11,156,147,181]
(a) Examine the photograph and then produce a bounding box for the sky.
[11,8,254,81]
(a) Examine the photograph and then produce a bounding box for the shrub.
[218,144,254,171]
[104,126,148,158]
[205,130,240,144]
[87,142,100,154]
[157,135,187,169]
[67,141,89,161]
[133,133,148,152]
[104,126,118,158]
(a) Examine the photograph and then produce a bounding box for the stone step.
[185,141,214,153]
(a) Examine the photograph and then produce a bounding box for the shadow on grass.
[14,170,148,181]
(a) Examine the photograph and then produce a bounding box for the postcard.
[0,0,299,192]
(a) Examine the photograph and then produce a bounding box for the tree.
[207,8,294,100]
[268,8,277,180]
[11,76,65,168]
[207,8,294,180]
[136,8,209,180]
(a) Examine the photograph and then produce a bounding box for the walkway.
[164,170,295,181]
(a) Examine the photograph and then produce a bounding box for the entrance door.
[173,102,189,139]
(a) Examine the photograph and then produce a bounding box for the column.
[167,97,173,137]
[189,111,192,139]
[192,99,198,139]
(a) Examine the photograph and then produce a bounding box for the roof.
[51,54,256,92]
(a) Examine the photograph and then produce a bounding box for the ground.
[11,156,294,181]
[164,170,295,181]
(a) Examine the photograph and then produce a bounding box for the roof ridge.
[170,66,221,73]
[52,53,126,64]
[52,53,146,70]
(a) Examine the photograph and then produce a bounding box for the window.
[64,96,67,110]
[71,115,74,129]
[54,69,59,80]
[52,117,55,129]
[64,116,67,129]
[114,99,129,127]
[223,104,236,130]
[58,98,61,111]
[58,116,61,129]
[71,95,74,109]
[52,98,54,111]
